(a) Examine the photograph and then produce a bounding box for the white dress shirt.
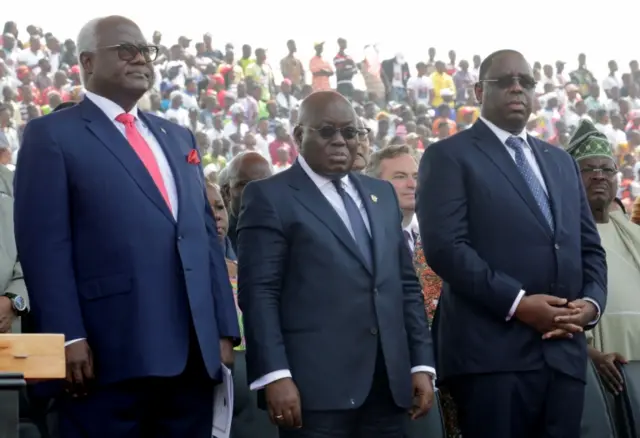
[65,91,179,347]
[250,155,436,390]
[480,117,600,323]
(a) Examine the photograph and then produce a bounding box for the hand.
[553,299,598,327]
[592,351,627,395]
[514,295,582,337]
[0,296,15,333]
[409,372,434,420]
[589,349,628,395]
[265,377,302,429]
[220,338,234,367]
[65,340,94,397]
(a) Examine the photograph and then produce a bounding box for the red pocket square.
[187,149,201,165]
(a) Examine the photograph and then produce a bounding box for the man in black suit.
[417,50,607,438]
[237,90,435,438]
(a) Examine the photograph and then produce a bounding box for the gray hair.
[217,166,230,189]
[365,144,416,178]
[76,17,103,83]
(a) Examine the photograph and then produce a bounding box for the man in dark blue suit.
[237,91,435,438]
[417,49,607,438]
[14,16,239,438]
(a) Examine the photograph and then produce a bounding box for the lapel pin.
[160,127,167,134]
[371,194,378,203]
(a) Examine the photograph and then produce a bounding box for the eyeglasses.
[580,167,617,177]
[97,43,159,62]
[480,75,537,90]
[303,125,361,140]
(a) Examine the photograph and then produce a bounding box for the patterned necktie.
[505,136,554,231]
[116,113,172,210]
[332,179,373,269]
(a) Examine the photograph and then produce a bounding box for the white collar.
[84,90,139,122]
[480,116,528,146]
[297,154,350,190]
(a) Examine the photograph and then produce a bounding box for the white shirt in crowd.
[406,75,432,106]
[164,107,189,126]
[255,133,274,160]
[222,121,249,139]
[248,154,436,390]
[601,74,622,92]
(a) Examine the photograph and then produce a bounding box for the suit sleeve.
[417,143,522,320]
[237,181,289,382]
[387,183,435,369]
[572,158,607,324]
[187,128,240,342]
[13,119,85,341]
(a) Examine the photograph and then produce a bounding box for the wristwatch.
[4,293,27,315]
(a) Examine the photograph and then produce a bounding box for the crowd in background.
[3,21,640,207]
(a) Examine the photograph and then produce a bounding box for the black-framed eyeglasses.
[96,43,159,62]
[302,125,361,140]
[480,75,537,90]
[580,166,617,177]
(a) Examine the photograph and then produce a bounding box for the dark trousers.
[448,366,585,438]
[337,82,354,99]
[279,346,405,438]
[56,342,214,438]
[231,351,278,438]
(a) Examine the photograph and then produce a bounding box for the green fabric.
[566,119,613,161]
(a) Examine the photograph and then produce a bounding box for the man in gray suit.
[0,163,28,333]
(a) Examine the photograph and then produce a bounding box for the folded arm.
[417,144,522,320]
[13,120,85,341]
[237,181,290,389]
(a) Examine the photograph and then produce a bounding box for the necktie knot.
[116,113,136,127]
[332,179,344,194]
[506,136,526,150]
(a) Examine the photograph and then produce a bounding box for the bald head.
[225,151,272,217]
[297,91,354,125]
[227,151,270,178]
[294,91,358,178]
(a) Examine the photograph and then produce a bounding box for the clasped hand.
[514,295,597,340]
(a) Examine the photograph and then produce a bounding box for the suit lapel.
[350,174,385,275]
[80,98,174,224]
[528,136,561,233]
[471,120,552,236]
[286,163,373,274]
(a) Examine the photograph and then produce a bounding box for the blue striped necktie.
[505,136,554,232]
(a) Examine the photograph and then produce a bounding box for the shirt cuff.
[583,298,601,325]
[65,338,85,347]
[506,290,526,321]
[249,369,292,391]
[411,366,436,377]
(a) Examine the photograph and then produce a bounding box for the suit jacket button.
[373,288,379,295]
[370,328,378,335]
[554,243,560,250]
[350,398,355,405]
[178,235,183,240]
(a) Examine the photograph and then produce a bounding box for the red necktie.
[115,113,172,211]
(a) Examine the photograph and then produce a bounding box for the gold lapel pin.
[371,194,378,203]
